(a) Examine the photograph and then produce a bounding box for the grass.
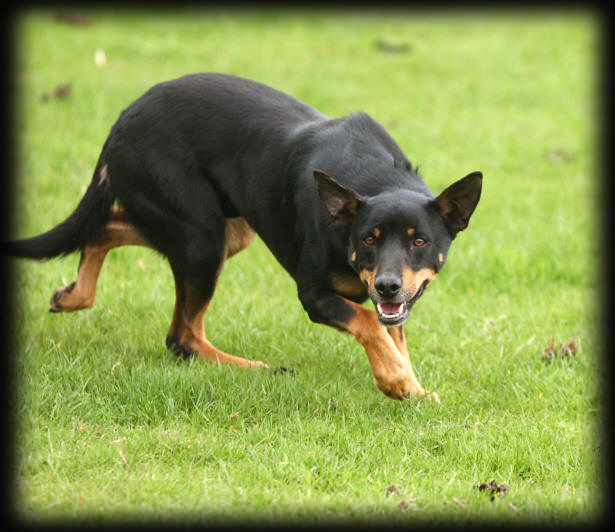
[8,8,603,525]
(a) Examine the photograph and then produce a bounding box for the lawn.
[8,8,603,525]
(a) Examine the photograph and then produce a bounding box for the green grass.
[9,9,603,525]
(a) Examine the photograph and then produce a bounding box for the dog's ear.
[314,170,365,226]
[433,171,482,237]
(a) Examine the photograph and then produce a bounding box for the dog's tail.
[3,160,115,260]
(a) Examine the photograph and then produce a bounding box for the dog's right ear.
[433,171,482,238]
[314,170,365,226]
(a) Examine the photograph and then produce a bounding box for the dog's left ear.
[314,169,365,226]
[433,171,482,237]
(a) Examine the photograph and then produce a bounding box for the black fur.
[5,157,114,259]
[5,73,482,370]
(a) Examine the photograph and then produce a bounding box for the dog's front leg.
[300,290,438,401]
[343,300,440,402]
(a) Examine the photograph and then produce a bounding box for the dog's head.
[315,169,482,326]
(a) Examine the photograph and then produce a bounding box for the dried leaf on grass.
[541,338,579,362]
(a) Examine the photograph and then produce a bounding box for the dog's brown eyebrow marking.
[438,253,444,263]
[351,251,357,262]
[407,227,415,237]
[373,227,381,238]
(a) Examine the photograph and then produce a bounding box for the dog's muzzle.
[374,279,429,327]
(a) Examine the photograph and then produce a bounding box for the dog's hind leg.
[49,207,152,312]
[165,216,264,368]
[166,273,267,368]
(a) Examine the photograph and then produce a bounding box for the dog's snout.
[374,273,402,298]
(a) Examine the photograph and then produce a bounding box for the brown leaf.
[41,83,71,102]
[386,484,400,495]
[541,338,559,361]
[541,338,579,362]
[560,339,579,357]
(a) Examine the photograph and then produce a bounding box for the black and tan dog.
[6,73,481,401]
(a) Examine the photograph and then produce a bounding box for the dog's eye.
[364,235,376,246]
[413,238,426,247]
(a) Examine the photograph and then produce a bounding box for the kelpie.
[6,73,482,401]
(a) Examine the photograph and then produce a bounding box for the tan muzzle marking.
[402,266,436,296]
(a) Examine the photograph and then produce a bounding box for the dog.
[6,73,482,401]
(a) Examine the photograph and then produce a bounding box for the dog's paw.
[165,336,196,360]
[49,282,76,312]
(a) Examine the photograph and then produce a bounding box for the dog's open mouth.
[374,281,428,327]
[376,301,409,326]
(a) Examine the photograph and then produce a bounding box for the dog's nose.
[375,274,402,298]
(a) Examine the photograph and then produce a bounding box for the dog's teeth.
[376,302,408,320]
[377,303,401,318]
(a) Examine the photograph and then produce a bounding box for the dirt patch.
[386,484,400,495]
[545,148,575,165]
[397,500,409,510]
[273,366,296,376]
[541,338,579,362]
[375,40,411,54]
[475,480,510,501]
[41,83,71,102]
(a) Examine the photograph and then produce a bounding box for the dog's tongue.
[380,302,403,315]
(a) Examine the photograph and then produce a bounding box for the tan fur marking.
[187,336,266,368]
[331,272,367,298]
[407,227,415,237]
[166,217,263,369]
[351,251,357,263]
[49,207,264,369]
[340,299,435,400]
[224,217,254,259]
[401,266,437,297]
[167,276,184,342]
[359,268,376,289]
[169,218,252,339]
[175,280,266,369]
[438,252,444,263]
[373,227,381,238]
[50,207,152,312]
[387,326,409,357]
